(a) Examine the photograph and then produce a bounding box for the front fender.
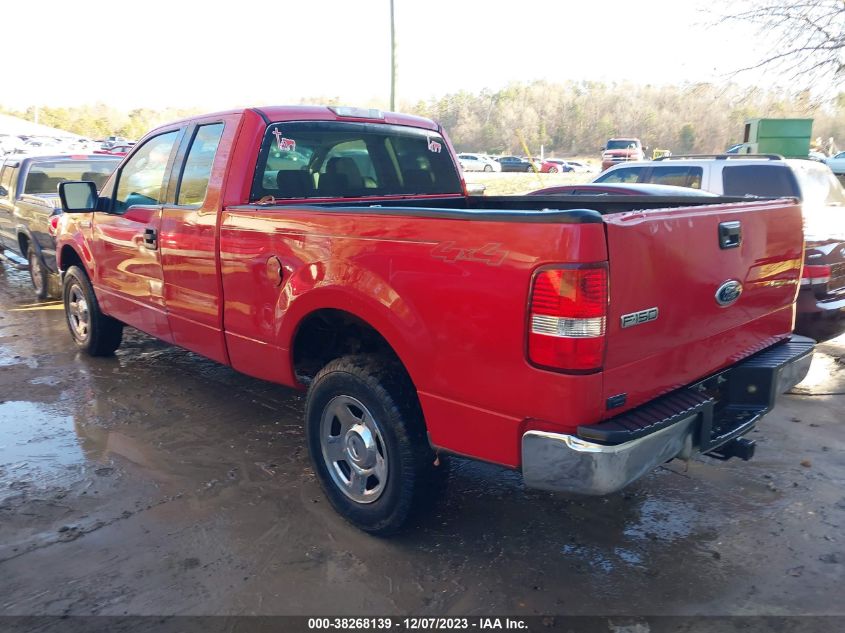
[55,213,95,276]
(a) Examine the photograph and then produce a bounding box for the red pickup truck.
[55,106,814,534]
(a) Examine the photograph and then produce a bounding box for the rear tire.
[305,354,441,535]
[483,164,493,172]
[63,265,123,356]
[27,245,48,300]
[548,166,559,173]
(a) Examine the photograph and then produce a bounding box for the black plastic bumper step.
[578,336,815,448]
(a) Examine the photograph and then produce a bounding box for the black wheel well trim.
[58,244,85,275]
[291,308,410,385]
[17,228,33,256]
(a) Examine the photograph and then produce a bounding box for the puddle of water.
[623,498,697,542]
[0,401,84,496]
[0,347,38,369]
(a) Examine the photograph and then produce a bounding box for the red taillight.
[528,265,608,372]
[801,264,831,286]
[48,215,60,237]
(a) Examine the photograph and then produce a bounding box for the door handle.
[143,227,158,250]
[718,221,741,249]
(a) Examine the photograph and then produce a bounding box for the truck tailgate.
[601,199,803,415]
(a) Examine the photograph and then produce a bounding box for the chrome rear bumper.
[522,336,815,495]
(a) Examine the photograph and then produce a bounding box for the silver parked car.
[457,153,501,172]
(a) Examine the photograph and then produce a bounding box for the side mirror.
[59,181,98,212]
[599,146,605,151]
[0,185,7,197]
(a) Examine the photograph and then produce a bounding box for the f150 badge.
[715,280,743,306]
[621,307,658,329]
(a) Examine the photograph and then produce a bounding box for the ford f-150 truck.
[55,106,814,534]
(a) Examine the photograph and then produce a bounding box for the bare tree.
[719,1,845,86]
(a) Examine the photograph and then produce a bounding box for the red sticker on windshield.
[272,128,296,151]
[427,138,442,153]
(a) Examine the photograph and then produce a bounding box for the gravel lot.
[0,262,843,622]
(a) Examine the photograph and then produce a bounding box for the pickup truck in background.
[0,154,121,298]
[55,106,813,534]
[601,137,644,171]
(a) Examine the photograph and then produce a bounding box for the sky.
[7,0,781,112]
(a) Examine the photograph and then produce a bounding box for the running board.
[0,249,29,270]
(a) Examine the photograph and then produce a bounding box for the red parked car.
[93,144,132,157]
[55,105,812,533]
[540,158,574,173]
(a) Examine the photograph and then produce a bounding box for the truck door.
[92,129,182,342]
[159,119,230,364]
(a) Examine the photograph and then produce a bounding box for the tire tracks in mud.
[0,492,184,567]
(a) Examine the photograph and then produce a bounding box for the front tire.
[548,166,559,173]
[27,245,48,300]
[305,355,440,535]
[483,164,493,172]
[63,265,123,356]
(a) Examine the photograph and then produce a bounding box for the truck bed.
[220,195,803,466]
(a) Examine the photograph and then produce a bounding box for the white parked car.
[562,160,596,173]
[0,135,24,155]
[17,137,62,156]
[457,153,501,172]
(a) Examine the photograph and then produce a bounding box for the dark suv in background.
[0,154,120,298]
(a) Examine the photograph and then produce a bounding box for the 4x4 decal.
[431,241,508,266]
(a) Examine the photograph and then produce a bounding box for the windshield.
[24,159,121,194]
[789,160,845,207]
[251,121,462,200]
[606,140,639,150]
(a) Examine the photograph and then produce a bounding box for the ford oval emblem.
[715,280,743,307]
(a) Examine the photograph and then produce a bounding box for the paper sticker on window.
[427,138,442,153]
[272,129,296,152]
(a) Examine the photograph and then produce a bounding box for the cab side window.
[649,166,703,188]
[597,166,644,184]
[176,123,224,206]
[114,131,180,214]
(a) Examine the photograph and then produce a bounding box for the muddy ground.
[0,264,843,620]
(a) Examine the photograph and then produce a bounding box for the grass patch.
[464,171,594,196]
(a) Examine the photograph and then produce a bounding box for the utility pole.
[390,0,396,111]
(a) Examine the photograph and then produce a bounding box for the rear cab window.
[250,121,462,200]
[721,165,800,197]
